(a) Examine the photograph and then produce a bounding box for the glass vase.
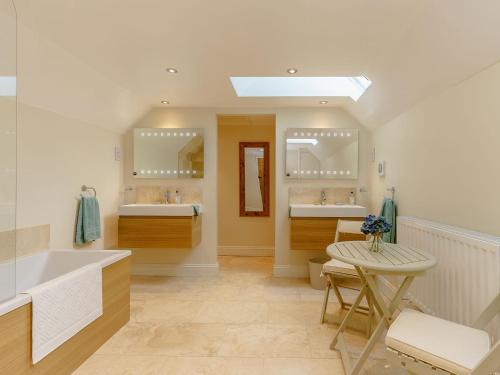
[369,234,384,253]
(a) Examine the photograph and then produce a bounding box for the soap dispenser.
[349,191,356,205]
[175,189,181,204]
[163,190,170,204]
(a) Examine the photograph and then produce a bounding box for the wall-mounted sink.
[289,204,366,218]
[118,203,202,217]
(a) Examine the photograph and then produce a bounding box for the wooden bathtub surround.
[290,217,365,251]
[118,215,202,249]
[0,257,130,375]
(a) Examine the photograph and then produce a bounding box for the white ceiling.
[14,0,500,129]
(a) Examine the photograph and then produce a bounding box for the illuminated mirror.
[285,128,358,179]
[133,128,204,179]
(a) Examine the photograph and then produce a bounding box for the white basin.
[118,203,202,217]
[289,204,366,218]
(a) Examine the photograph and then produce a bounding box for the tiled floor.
[74,256,406,375]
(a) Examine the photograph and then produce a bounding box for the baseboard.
[217,245,274,256]
[273,264,309,278]
[131,262,219,276]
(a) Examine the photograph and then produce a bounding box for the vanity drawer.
[290,217,364,251]
[118,215,201,249]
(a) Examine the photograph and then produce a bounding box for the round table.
[326,240,437,375]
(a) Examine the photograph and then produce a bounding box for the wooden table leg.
[330,284,368,349]
[333,268,416,375]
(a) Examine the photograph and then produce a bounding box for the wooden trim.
[118,215,201,248]
[239,142,270,217]
[290,217,365,251]
[0,257,130,375]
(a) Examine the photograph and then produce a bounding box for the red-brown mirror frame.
[239,142,270,217]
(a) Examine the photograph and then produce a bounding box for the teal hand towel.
[380,198,396,243]
[76,196,101,244]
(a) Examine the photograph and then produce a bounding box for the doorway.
[217,115,276,257]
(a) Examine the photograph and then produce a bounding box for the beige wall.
[123,107,370,276]
[13,1,144,253]
[370,60,500,237]
[217,117,275,254]
[17,103,123,250]
[274,109,372,276]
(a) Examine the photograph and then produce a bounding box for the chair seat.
[386,309,491,375]
[322,259,358,276]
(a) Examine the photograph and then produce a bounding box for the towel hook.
[386,186,395,200]
[81,185,97,197]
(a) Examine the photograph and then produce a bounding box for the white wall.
[17,103,123,250]
[370,60,500,237]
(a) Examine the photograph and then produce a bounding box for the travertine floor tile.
[162,357,264,375]
[193,301,268,324]
[75,256,398,375]
[268,301,322,326]
[216,324,269,357]
[263,357,345,375]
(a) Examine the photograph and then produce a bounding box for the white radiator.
[397,216,500,339]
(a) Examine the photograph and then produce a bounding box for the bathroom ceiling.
[15,0,500,129]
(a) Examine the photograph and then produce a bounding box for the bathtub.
[0,250,131,316]
[0,249,131,375]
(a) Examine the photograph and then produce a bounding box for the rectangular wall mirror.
[285,128,358,179]
[133,128,204,179]
[239,142,270,217]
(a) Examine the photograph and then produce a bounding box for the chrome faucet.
[320,190,327,205]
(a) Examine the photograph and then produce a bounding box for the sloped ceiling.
[13,0,500,131]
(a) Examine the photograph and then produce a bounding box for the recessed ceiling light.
[319,100,328,104]
[287,68,298,74]
[166,67,178,74]
[161,100,169,104]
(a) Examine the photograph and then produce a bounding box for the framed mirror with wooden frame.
[239,142,270,217]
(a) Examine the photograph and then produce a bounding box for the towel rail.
[81,185,97,197]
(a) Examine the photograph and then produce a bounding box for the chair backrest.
[334,220,366,242]
[471,293,500,374]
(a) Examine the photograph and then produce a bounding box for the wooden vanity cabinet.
[289,217,365,251]
[118,215,201,249]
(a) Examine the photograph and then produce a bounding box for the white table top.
[327,241,437,273]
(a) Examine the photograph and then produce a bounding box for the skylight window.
[230,76,371,101]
